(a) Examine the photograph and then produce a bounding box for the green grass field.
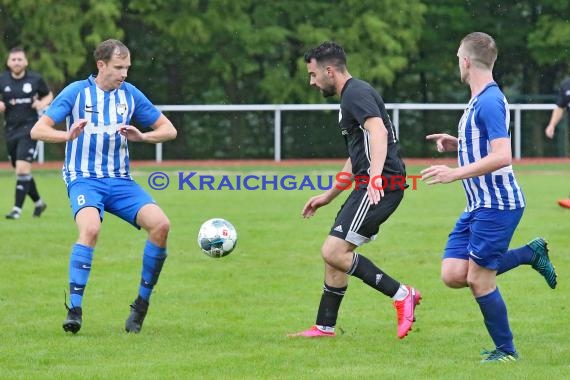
[0,162,568,379]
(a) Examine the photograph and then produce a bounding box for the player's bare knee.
[466,280,484,296]
[320,245,334,263]
[442,277,465,289]
[441,272,467,288]
[79,224,100,245]
[321,246,352,271]
[149,216,170,242]
[320,242,344,265]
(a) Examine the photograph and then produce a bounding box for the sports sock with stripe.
[315,283,347,329]
[69,243,94,308]
[138,240,167,301]
[347,252,400,297]
[476,287,516,354]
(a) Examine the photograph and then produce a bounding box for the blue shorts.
[443,207,524,270]
[67,177,155,228]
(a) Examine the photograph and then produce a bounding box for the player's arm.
[316,157,354,202]
[422,137,511,184]
[118,114,177,143]
[426,133,458,152]
[0,79,5,112]
[32,91,54,112]
[329,157,353,199]
[302,158,352,218]
[448,137,511,179]
[545,106,565,139]
[364,116,388,204]
[30,115,87,143]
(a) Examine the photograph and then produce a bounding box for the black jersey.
[0,70,50,131]
[555,78,570,113]
[339,78,406,180]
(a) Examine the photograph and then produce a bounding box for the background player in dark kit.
[0,47,52,219]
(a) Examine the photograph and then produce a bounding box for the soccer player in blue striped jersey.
[422,32,557,362]
[31,39,177,334]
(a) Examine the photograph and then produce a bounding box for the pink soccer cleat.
[557,199,570,209]
[393,286,422,339]
[287,325,336,338]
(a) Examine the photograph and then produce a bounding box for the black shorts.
[330,189,404,246]
[6,126,38,167]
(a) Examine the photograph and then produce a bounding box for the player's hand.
[31,98,41,111]
[545,125,555,139]
[367,176,384,205]
[0,101,5,113]
[426,133,458,152]
[421,165,457,184]
[67,119,88,140]
[118,125,144,142]
[302,194,330,218]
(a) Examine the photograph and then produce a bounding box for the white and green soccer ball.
[197,218,238,258]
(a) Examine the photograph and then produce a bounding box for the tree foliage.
[0,0,122,90]
[1,0,569,158]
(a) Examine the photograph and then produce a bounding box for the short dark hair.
[304,41,347,71]
[9,47,25,55]
[94,39,130,63]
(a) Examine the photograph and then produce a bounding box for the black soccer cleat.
[33,202,47,218]
[63,306,83,334]
[5,209,21,219]
[125,296,149,333]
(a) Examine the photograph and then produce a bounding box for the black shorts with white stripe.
[329,188,404,246]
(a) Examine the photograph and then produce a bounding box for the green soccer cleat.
[480,349,519,363]
[528,237,557,289]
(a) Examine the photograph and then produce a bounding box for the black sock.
[315,283,347,328]
[15,174,32,209]
[347,253,400,297]
[27,176,40,203]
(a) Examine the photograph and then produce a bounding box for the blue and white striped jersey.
[457,82,525,211]
[46,76,161,185]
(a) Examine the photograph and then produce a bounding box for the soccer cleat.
[63,306,83,334]
[528,237,557,289]
[33,202,47,217]
[557,199,570,209]
[393,286,422,339]
[125,296,149,333]
[480,348,519,363]
[287,325,336,338]
[5,210,21,219]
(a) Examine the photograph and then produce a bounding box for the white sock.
[392,285,409,301]
[316,325,335,333]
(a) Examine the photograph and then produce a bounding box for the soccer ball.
[197,218,238,258]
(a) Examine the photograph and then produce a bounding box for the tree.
[0,0,123,91]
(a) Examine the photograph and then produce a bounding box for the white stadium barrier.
[37,103,556,163]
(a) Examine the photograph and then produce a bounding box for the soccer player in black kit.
[0,47,52,219]
[288,42,421,339]
[545,77,570,208]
